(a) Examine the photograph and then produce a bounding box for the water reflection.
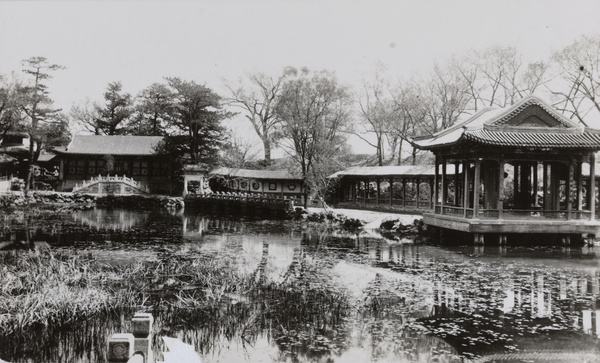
[73,208,151,230]
[1,209,600,362]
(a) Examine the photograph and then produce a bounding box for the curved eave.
[463,130,600,149]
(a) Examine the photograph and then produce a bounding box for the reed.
[0,250,141,335]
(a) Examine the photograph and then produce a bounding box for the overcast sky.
[1,0,600,152]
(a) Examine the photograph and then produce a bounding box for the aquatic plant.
[0,250,141,335]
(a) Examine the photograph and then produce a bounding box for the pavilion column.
[389,178,393,205]
[352,181,357,203]
[498,158,505,219]
[591,153,596,221]
[416,178,421,208]
[455,161,460,206]
[576,161,583,210]
[473,159,481,218]
[543,162,548,210]
[441,160,447,213]
[567,161,574,220]
[434,155,439,211]
[533,162,539,207]
[429,179,434,209]
[463,159,470,217]
[376,178,380,205]
[402,178,407,208]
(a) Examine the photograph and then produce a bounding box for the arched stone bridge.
[72,175,150,195]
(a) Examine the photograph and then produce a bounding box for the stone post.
[131,313,154,363]
[107,313,154,363]
[107,333,135,362]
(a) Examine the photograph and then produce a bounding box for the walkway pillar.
[389,178,393,205]
[567,160,574,220]
[498,158,505,219]
[416,178,421,209]
[473,159,481,218]
[463,159,469,218]
[455,161,460,206]
[591,153,596,221]
[576,161,583,210]
[434,155,439,211]
[441,160,447,213]
[376,178,380,205]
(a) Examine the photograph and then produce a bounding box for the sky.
[1,0,600,154]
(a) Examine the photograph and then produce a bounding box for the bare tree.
[70,98,102,134]
[355,69,396,166]
[275,69,351,207]
[225,69,293,166]
[460,46,549,111]
[416,63,470,134]
[551,34,600,126]
[389,84,423,165]
[220,128,259,168]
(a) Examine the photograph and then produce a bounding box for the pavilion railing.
[434,205,593,221]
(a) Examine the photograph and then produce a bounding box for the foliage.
[19,57,66,190]
[0,75,25,136]
[129,82,174,136]
[165,77,231,164]
[95,81,134,135]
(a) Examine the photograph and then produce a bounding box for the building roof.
[328,164,457,179]
[210,167,301,181]
[56,135,164,156]
[0,153,16,164]
[412,95,600,151]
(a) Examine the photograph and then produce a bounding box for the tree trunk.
[263,137,271,166]
[377,136,383,166]
[397,138,404,165]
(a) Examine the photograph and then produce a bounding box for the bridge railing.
[73,175,150,194]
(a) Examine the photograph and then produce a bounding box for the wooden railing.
[434,205,594,221]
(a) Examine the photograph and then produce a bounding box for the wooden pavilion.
[412,95,600,244]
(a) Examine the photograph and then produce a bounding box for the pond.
[1,207,600,362]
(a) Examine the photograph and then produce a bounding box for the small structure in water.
[412,95,600,245]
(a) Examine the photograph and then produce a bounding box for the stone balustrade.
[73,175,150,195]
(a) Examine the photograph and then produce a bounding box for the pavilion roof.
[412,95,600,151]
[56,135,164,156]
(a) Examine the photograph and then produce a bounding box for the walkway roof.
[329,165,456,178]
[210,167,302,181]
